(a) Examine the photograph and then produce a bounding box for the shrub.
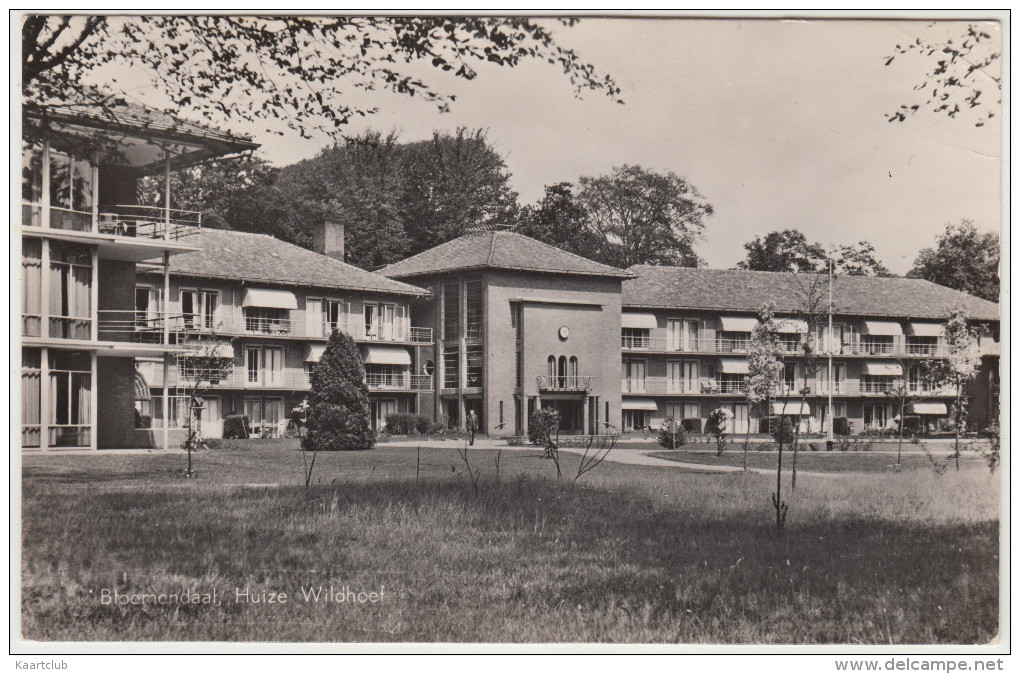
[384,412,417,435]
[771,418,795,445]
[134,409,152,429]
[223,414,250,439]
[657,417,687,449]
[681,418,702,433]
[900,416,923,434]
[304,331,374,452]
[529,408,560,446]
[832,417,852,436]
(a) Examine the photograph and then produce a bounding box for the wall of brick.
[97,356,139,448]
[97,259,137,342]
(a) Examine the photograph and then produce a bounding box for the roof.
[380,230,635,280]
[622,265,999,322]
[162,229,430,298]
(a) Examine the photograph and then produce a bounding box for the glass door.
[263,347,283,386]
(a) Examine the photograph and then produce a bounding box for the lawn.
[20,441,1000,644]
[649,448,987,474]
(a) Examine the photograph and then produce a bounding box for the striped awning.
[863,320,903,336]
[773,401,810,415]
[622,399,658,411]
[241,288,298,310]
[908,322,943,337]
[305,344,327,363]
[718,358,750,374]
[861,361,903,376]
[363,346,412,366]
[909,402,948,415]
[719,316,759,332]
[621,313,658,329]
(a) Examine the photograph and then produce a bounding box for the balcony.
[618,378,956,397]
[142,364,434,392]
[23,202,202,242]
[98,310,194,344]
[536,375,597,392]
[366,372,434,391]
[619,332,949,358]
[244,315,294,336]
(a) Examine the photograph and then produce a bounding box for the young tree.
[737,230,826,273]
[907,220,1000,302]
[883,22,1001,127]
[707,407,733,457]
[176,339,234,477]
[303,330,374,452]
[747,305,786,528]
[577,165,713,267]
[884,364,920,471]
[924,309,981,470]
[23,16,621,139]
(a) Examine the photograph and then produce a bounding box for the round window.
[423,360,435,376]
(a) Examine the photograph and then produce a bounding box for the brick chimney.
[313,218,345,262]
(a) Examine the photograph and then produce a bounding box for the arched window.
[547,355,556,379]
[558,356,567,388]
[568,356,578,379]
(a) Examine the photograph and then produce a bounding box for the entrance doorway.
[543,398,584,435]
[370,399,397,432]
[464,398,483,433]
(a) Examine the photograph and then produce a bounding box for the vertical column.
[162,252,171,345]
[40,238,50,340]
[458,276,467,429]
[41,141,50,230]
[163,147,172,240]
[162,357,170,451]
[39,347,50,451]
[91,151,99,234]
[90,246,99,342]
[89,352,98,450]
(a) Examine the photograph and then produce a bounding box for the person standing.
[466,410,479,446]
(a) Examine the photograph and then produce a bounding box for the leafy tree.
[884,22,1001,127]
[137,154,287,235]
[399,128,520,251]
[176,338,234,477]
[832,241,891,276]
[23,16,621,139]
[706,407,733,456]
[923,309,981,470]
[275,130,411,267]
[515,182,601,257]
[303,330,374,452]
[738,229,826,273]
[656,417,687,450]
[907,220,1000,302]
[577,164,713,267]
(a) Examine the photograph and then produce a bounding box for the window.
[364,302,399,341]
[861,375,895,394]
[48,350,91,447]
[782,362,798,393]
[22,348,41,447]
[622,410,648,431]
[719,331,750,353]
[719,374,745,393]
[621,328,649,349]
[245,345,283,386]
[510,303,523,342]
[515,348,523,389]
[48,242,91,340]
[466,345,483,388]
[557,356,567,388]
[442,281,460,341]
[906,336,938,356]
[150,392,186,429]
[622,359,646,392]
[22,239,42,337]
[863,403,889,429]
[246,347,262,385]
[48,149,94,231]
[181,289,218,331]
[442,345,459,389]
[22,141,43,227]
[366,364,406,389]
[862,335,894,355]
[244,307,290,335]
[322,299,343,335]
[465,280,483,339]
[779,333,801,354]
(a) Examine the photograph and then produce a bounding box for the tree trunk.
[954,386,962,471]
[897,397,905,468]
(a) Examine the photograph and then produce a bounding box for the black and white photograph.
[12,10,1007,660]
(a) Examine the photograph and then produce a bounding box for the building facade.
[131,224,434,443]
[20,102,256,450]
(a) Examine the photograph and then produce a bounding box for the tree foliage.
[907,220,1000,302]
[884,22,1001,127]
[515,182,604,257]
[23,16,621,139]
[738,229,827,273]
[832,241,891,276]
[303,330,374,452]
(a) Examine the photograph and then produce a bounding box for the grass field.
[649,448,986,473]
[20,441,1000,644]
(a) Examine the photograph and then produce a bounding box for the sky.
[107,16,1003,274]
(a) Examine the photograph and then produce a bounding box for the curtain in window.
[22,254,41,336]
[21,367,41,447]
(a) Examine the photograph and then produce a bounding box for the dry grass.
[20,442,1000,643]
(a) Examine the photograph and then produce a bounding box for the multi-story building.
[131,222,434,442]
[20,101,256,450]
[381,229,634,437]
[617,266,1000,435]
[379,231,999,438]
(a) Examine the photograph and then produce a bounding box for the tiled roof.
[380,230,635,280]
[623,265,1000,321]
[28,97,257,152]
[164,229,429,297]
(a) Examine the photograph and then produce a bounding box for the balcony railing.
[142,364,434,392]
[619,332,950,358]
[619,377,957,397]
[98,310,197,344]
[365,372,434,391]
[244,315,294,336]
[98,205,201,241]
[536,375,597,392]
